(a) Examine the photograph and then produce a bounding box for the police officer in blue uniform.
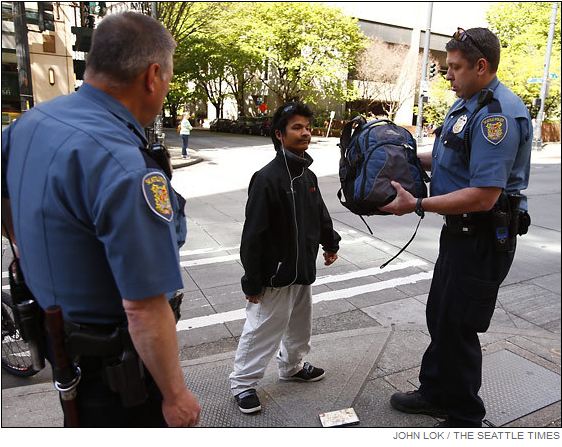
[1,12,200,427]
[381,27,532,427]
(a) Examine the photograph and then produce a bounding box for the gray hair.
[84,11,176,86]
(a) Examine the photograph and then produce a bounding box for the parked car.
[231,117,253,134]
[209,118,235,133]
[243,116,264,136]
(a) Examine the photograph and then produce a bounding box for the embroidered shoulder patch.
[142,172,173,222]
[481,115,508,145]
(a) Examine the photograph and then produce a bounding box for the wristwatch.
[415,198,425,218]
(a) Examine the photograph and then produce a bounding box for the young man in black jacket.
[229,102,341,414]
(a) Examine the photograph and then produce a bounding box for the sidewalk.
[1,137,559,428]
[2,320,560,427]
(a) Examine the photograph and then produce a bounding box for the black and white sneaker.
[280,362,325,382]
[234,389,262,414]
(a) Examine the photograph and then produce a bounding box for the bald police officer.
[1,12,200,427]
[381,27,532,427]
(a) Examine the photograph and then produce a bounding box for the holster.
[169,292,184,323]
[445,192,530,253]
[65,322,148,408]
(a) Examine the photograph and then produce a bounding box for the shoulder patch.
[481,115,508,145]
[142,172,173,222]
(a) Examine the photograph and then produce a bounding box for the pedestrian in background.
[1,12,200,427]
[229,102,341,414]
[381,27,532,427]
[179,112,193,159]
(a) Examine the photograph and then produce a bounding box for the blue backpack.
[338,116,429,216]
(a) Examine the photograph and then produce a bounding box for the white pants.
[229,284,312,395]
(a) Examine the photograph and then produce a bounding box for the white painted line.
[179,245,240,257]
[312,271,434,304]
[2,285,9,290]
[176,271,433,332]
[180,254,240,267]
[176,308,246,331]
[2,272,8,279]
[339,236,373,245]
[314,259,426,286]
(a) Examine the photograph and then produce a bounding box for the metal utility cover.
[481,349,561,427]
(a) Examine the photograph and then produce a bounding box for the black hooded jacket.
[240,149,341,296]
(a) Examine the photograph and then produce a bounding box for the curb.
[171,155,204,169]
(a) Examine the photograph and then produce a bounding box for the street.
[2,130,560,427]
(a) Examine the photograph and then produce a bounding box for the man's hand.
[379,181,416,216]
[246,292,263,304]
[323,251,338,266]
[162,387,201,427]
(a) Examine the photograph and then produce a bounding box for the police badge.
[142,172,174,222]
[481,115,508,145]
[452,114,468,134]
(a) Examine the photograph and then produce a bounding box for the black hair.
[271,102,313,151]
[445,27,500,73]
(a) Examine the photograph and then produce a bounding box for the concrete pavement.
[1,134,560,429]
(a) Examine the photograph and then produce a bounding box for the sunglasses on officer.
[453,27,488,60]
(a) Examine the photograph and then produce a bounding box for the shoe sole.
[390,400,446,418]
[238,405,262,414]
[279,372,325,382]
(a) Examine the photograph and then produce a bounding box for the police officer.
[1,12,200,427]
[380,27,532,427]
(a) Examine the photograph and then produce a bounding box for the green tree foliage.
[175,33,231,119]
[487,2,561,120]
[247,2,367,106]
[170,2,366,117]
[422,73,457,126]
[157,2,228,46]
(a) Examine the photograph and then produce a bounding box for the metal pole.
[13,2,34,112]
[416,2,433,146]
[533,2,558,151]
[150,1,164,141]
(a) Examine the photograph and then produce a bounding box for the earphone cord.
[281,145,305,287]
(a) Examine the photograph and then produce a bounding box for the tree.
[487,2,561,120]
[422,74,457,126]
[247,2,367,106]
[157,2,227,46]
[353,38,432,121]
[218,3,265,117]
[175,35,231,119]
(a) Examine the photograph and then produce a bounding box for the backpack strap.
[339,115,366,154]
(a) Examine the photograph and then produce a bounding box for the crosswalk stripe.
[312,271,433,304]
[179,245,240,257]
[175,271,433,331]
[314,259,426,286]
[180,254,240,267]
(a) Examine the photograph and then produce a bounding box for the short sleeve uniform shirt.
[1,84,183,324]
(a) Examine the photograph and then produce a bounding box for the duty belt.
[443,212,492,236]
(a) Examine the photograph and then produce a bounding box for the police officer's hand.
[379,181,416,216]
[323,251,338,266]
[162,387,201,427]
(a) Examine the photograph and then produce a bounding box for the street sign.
[527,77,543,84]
[550,73,559,79]
[329,111,335,119]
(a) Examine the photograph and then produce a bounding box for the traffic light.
[428,62,438,79]
[38,2,55,32]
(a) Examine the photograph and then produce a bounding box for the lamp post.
[532,2,559,151]
[415,2,433,146]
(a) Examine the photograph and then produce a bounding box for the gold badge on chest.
[452,114,468,134]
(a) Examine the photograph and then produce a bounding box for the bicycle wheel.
[1,292,39,377]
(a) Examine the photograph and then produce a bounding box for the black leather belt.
[443,212,492,235]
